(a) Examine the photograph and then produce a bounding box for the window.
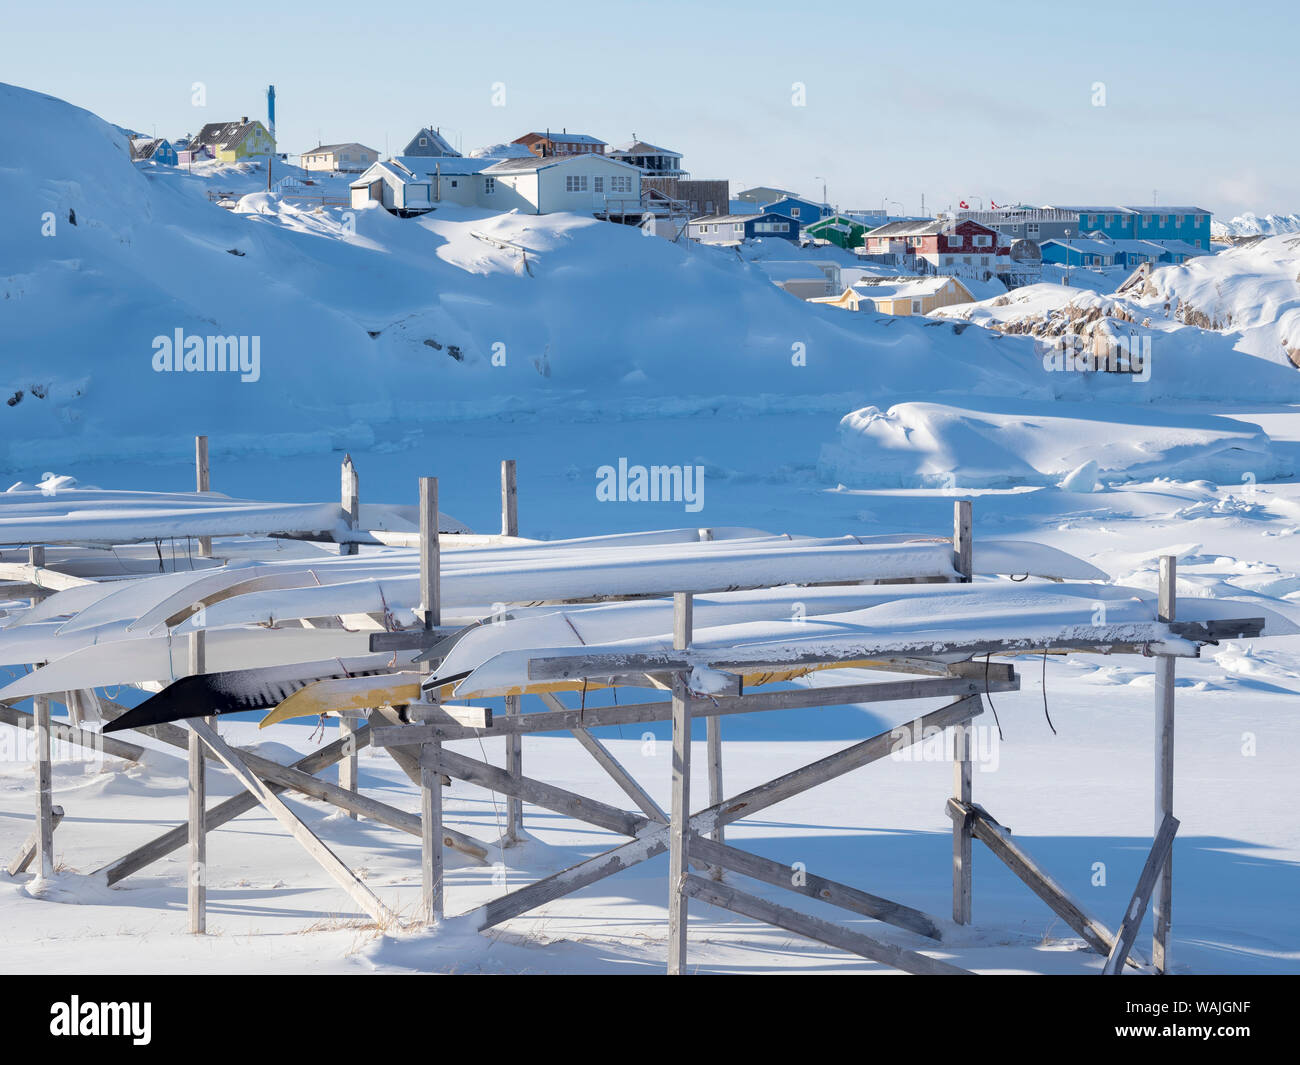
[791,207,800,218]
[1105,214,1115,226]
[450,179,458,188]
[565,175,589,192]
[911,300,921,314]
[754,221,790,233]
[734,223,743,233]
[419,137,428,146]
[610,175,633,194]
[948,234,964,247]
[981,256,989,265]
[483,177,495,195]
[973,234,991,247]
[1026,223,1039,236]
[1160,215,1169,225]
[1175,214,1183,227]
[963,256,972,264]
[594,176,604,193]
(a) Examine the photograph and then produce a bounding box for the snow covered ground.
[1,82,1299,975]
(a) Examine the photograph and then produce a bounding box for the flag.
[959,200,969,209]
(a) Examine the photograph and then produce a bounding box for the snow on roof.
[306,142,378,156]
[753,260,837,281]
[467,142,535,159]
[394,155,493,177]
[1040,238,1116,255]
[350,159,427,187]
[851,276,965,300]
[519,131,606,145]
[482,153,640,174]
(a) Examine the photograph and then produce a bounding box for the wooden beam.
[952,716,973,925]
[373,673,1017,746]
[0,564,94,592]
[949,799,1138,967]
[538,691,665,823]
[430,746,645,838]
[473,698,983,931]
[419,477,440,631]
[7,805,64,876]
[501,459,518,538]
[189,718,395,925]
[667,592,693,975]
[98,725,370,885]
[1104,813,1180,976]
[1153,554,1177,973]
[688,833,942,941]
[195,435,212,558]
[0,702,146,762]
[338,715,359,819]
[679,874,971,976]
[707,713,724,866]
[33,693,53,880]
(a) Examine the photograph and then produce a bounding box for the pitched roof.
[517,131,606,145]
[402,127,461,157]
[130,137,169,161]
[608,140,680,156]
[394,155,494,177]
[481,153,640,174]
[349,159,429,187]
[305,142,378,156]
[849,276,969,300]
[866,219,952,238]
[191,119,269,152]
[690,212,792,224]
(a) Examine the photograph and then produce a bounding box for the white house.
[302,142,380,174]
[393,155,495,207]
[477,153,641,216]
[349,160,433,216]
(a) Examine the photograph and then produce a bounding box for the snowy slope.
[1212,212,1300,238]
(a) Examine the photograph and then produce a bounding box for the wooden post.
[1106,813,1180,975]
[501,460,523,842]
[500,459,518,538]
[1152,554,1176,972]
[421,744,444,926]
[339,714,359,819]
[28,545,54,881]
[667,591,693,974]
[706,715,724,878]
[952,716,973,924]
[341,454,359,557]
[188,630,206,933]
[419,477,440,630]
[195,435,212,559]
[953,499,972,583]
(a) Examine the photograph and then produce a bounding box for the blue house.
[130,137,178,166]
[688,211,801,245]
[1040,237,1118,269]
[760,195,827,227]
[1044,205,1212,254]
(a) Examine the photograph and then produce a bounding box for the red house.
[862,218,1011,277]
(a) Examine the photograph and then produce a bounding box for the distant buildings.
[753,260,842,299]
[1040,234,1201,269]
[761,195,827,227]
[687,212,801,245]
[302,143,380,174]
[804,214,875,250]
[735,186,800,205]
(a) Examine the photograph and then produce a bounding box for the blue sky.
[3,0,1295,216]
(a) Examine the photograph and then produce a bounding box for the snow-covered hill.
[1212,212,1300,238]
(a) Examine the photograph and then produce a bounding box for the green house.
[805,214,875,250]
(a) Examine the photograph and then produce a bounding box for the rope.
[983,653,1004,741]
[1041,649,1057,735]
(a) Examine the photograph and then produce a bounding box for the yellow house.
[190,118,276,162]
[811,275,975,316]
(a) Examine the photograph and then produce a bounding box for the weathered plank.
[667,591,693,975]
[1104,813,1180,976]
[679,874,971,976]
[7,805,64,876]
[0,702,146,762]
[1153,554,1177,974]
[420,743,444,926]
[189,719,395,925]
[688,834,942,941]
[954,499,973,583]
[952,718,973,925]
[195,435,212,558]
[419,477,440,631]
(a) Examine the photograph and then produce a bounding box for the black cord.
[983,653,1004,740]
[1041,649,1057,735]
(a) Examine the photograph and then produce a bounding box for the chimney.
[241,116,248,124]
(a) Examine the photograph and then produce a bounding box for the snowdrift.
[817,400,1289,490]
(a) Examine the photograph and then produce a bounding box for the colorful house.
[687,212,801,245]
[805,214,874,250]
[189,118,275,162]
[761,195,827,227]
[129,137,178,166]
[1039,237,1118,269]
[862,218,1010,276]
